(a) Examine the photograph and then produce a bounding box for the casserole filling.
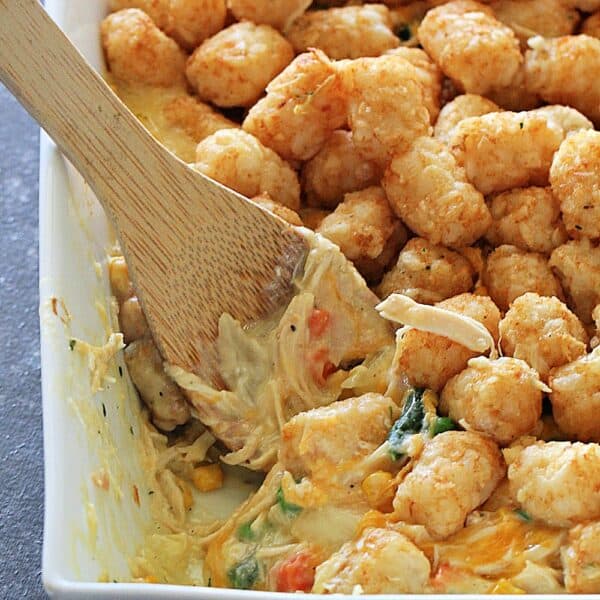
[97,0,600,593]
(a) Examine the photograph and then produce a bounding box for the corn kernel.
[361,471,395,512]
[191,464,224,493]
[108,256,132,303]
[357,509,388,535]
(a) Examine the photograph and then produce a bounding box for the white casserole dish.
[37,1,564,599]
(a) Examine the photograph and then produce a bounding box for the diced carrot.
[276,551,317,593]
[322,361,337,379]
[308,308,330,338]
[308,348,337,384]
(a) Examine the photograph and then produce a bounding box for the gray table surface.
[0,84,46,598]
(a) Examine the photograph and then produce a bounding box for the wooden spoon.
[0,0,309,386]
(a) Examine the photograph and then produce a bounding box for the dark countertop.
[0,84,46,598]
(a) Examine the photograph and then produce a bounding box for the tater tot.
[418,0,522,96]
[383,136,491,248]
[531,104,593,137]
[549,347,600,442]
[393,431,505,539]
[286,5,399,60]
[280,394,395,482]
[562,522,600,594]
[483,245,564,312]
[550,239,600,324]
[434,94,500,143]
[163,95,237,143]
[108,0,171,29]
[108,0,226,49]
[489,0,579,47]
[550,130,600,240]
[316,187,406,283]
[582,12,600,38]
[338,54,431,166]
[506,440,600,527]
[193,129,300,209]
[385,47,442,123]
[485,187,567,254]
[500,293,587,381]
[378,238,475,303]
[525,35,600,125]
[449,110,564,195]
[125,337,191,431]
[301,131,383,209]
[243,50,347,161]
[441,357,545,445]
[101,9,186,87]
[395,293,501,392]
[227,0,312,31]
[251,192,303,227]
[166,0,227,50]
[185,22,294,108]
[313,528,431,594]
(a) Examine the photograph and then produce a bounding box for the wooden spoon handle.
[0,0,178,225]
[0,0,308,384]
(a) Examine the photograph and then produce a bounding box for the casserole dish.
[38,1,598,599]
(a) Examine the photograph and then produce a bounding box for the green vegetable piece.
[431,416,458,437]
[69,339,76,351]
[388,388,426,460]
[227,556,259,590]
[276,485,302,516]
[237,521,256,542]
[514,508,532,522]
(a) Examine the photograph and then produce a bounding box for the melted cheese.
[72,332,125,393]
[107,76,199,163]
[429,509,565,579]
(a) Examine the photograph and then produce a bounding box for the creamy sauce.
[168,231,393,471]
[107,76,199,163]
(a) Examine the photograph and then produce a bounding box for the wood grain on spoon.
[0,0,309,385]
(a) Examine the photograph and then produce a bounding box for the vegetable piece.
[276,550,316,593]
[276,485,302,516]
[237,521,256,542]
[308,308,330,338]
[388,388,426,460]
[431,417,458,437]
[361,470,394,511]
[191,464,224,492]
[514,508,532,522]
[228,555,260,590]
